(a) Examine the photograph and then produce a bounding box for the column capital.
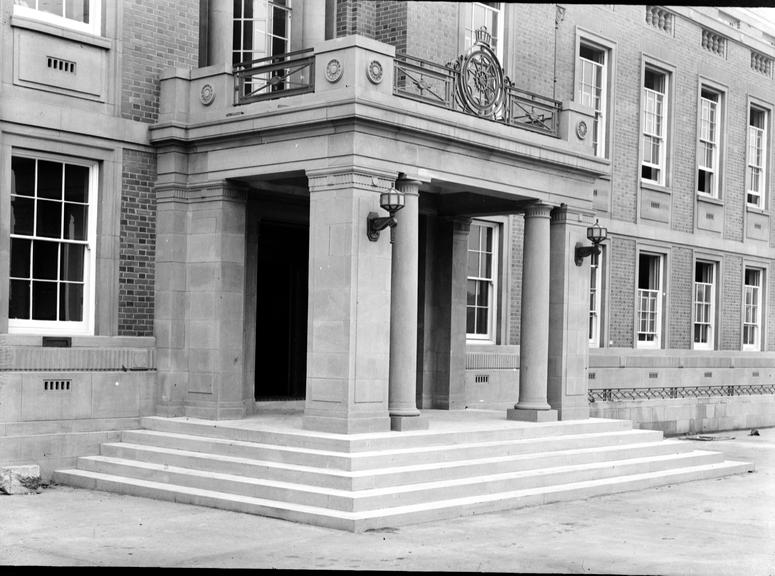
[306,167,399,193]
[550,204,597,226]
[394,177,422,196]
[523,203,554,220]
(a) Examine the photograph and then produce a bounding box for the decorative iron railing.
[393,53,560,137]
[589,383,775,403]
[234,48,315,105]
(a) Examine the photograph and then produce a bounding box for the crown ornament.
[474,26,492,47]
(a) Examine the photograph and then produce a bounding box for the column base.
[390,414,430,431]
[506,408,558,423]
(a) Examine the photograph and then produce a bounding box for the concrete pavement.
[1,427,774,573]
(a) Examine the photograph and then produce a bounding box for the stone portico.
[150,34,606,433]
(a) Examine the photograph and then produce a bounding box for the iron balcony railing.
[234,48,315,104]
[232,50,560,138]
[393,54,561,137]
[589,383,775,403]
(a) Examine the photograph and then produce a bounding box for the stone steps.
[52,459,753,532]
[51,415,755,531]
[118,428,664,470]
[99,438,696,490]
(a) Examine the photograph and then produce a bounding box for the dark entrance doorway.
[255,221,308,400]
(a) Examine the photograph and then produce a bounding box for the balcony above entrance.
[152,35,606,179]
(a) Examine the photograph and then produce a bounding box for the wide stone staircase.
[52,414,753,532]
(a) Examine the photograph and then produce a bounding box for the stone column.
[389,179,428,431]
[303,169,396,434]
[208,1,233,68]
[508,204,557,422]
[548,206,592,420]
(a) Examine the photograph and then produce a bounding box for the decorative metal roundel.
[454,29,505,118]
[200,83,215,106]
[325,58,343,83]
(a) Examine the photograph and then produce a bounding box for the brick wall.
[669,247,692,348]
[119,149,156,337]
[406,2,458,64]
[120,0,199,124]
[375,0,407,54]
[720,254,743,350]
[508,214,523,345]
[608,236,636,348]
[336,0,377,39]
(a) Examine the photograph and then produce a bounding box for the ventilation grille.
[47,56,76,74]
[44,380,71,391]
[474,374,489,383]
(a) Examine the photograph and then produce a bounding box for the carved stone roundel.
[200,83,215,106]
[325,58,343,82]
[576,120,588,140]
[366,60,383,84]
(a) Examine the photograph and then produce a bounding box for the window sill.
[640,181,670,194]
[10,14,111,50]
[746,205,769,215]
[696,194,724,206]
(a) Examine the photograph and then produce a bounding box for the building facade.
[1,2,774,479]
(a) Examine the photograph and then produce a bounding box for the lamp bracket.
[574,242,601,266]
[367,212,397,242]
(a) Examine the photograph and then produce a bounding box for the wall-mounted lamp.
[367,187,405,243]
[574,219,608,266]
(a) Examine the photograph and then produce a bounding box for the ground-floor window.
[466,219,498,342]
[743,267,763,351]
[8,153,97,334]
[693,260,716,350]
[588,248,603,347]
[637,252,663,348]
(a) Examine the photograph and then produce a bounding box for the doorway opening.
[254,220,309,400]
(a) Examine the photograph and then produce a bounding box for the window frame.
[695,82,727,200]
[747,103,770,210]
[232,0,293,66]
[640,63,671,186]
[8,152,98,336]
[575,33,612,159]
[636,251,665,349]
[588,245,605,348]
[466,219,500,343]
[692,259,717,350]
[12,0,102,36]
[743,266,764,351]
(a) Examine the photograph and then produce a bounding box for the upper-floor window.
[697,88,723,198]
[577,42,609,158]
[9,154,97,335]
[693,261,716,350]
[743,268,763,351]
[747,106,768,209]
[466,220,499,342]
[642,67,668,185]
[13,0,101,36]
[233,0,292,66]
[637,252,664,348]
[462,2,504,61]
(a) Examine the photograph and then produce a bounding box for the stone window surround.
[8,152,97,335]
[746,95,773,211]
[692,257,718,351]
[466,218,500,344]
[574,27,616,161]
[639,54,675,190]
[695,78,728,202]
[0,132,123,336]
[635,243,670,350]
[742,259,768,352]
